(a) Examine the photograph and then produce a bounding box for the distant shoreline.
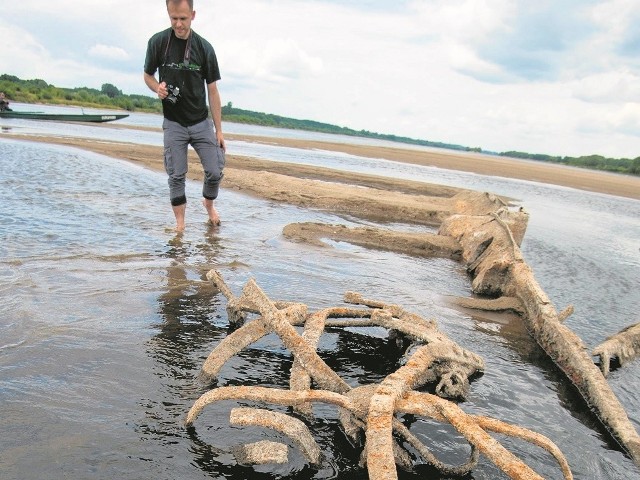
[1,86,637,175]
[222,133,640,201]
[2,126,639,201]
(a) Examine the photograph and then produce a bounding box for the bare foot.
[172,203,186,232]
[202,198,221,226]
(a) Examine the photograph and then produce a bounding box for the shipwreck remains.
[180,185,638,476]
[185,271,573,479]
[282,191,640,471]
[593,322,640,377]
[439,207,640,467]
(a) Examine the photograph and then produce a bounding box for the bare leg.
[202,198,221,226]
[172,203,186,232]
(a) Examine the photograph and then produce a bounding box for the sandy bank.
[224,133,640,201]
[3,127,638,201]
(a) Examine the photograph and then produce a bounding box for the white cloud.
[0,23,31,51]
[571,70,640,104]
[221,38,323,85]
[0,24,50,78]
[260,38,323,81]
[406,0,513,42]
[447,44,509,83]
[89,44,130,61]
[589,0,640,35]
[1,0,639,158]
[0,21,140,92]
[613,103,640,137]
[593,102,640,137]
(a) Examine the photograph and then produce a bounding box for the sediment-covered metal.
[282,222,462,259]
[284,193,639,470]
[230,407,322,465]
[593,322,640,377]
[185,272,573,479]
[440,208,640,467]
[231,440,289,465]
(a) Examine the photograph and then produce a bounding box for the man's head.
[166,0,193,7]
[166,0,195,40]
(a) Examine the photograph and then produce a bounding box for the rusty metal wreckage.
[183,193,640,479]
[185,271,572,479]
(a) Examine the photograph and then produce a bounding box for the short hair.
[166,0,193,9]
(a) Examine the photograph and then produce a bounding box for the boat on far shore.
[0,110,129,123]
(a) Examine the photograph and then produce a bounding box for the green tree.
[101,83,122,98]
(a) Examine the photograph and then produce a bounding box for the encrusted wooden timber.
[231,440,288,465]
[343,292,484,399]
[206,269,305,326]
[290,306,372,417]
[440,208,640,467]
[199,270,309,384]
[364,345,488,480]
[185,386,572,479]
[186,273,573,479]
[448,295,525,315]
[593,322,640,377]
[230,407,322,465]
[282,222,462,259]
[280,192,520,260]
[239,278,353,394]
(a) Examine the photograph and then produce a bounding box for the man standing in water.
[144,0,225,231]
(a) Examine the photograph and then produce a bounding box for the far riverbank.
[2,125,639,201]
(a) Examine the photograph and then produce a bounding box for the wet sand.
[3,127,638,203]
[225,133,640,201]
[4,128,639,252]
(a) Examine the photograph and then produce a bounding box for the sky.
[1,0,639,159]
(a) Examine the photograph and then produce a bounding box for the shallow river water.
[1,107,639,479]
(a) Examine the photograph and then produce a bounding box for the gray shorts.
[162,118,225,206]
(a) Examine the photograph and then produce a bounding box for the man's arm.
[207,81,225,151]
[144,72,168,100]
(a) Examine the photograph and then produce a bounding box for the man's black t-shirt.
[144,28,221,127]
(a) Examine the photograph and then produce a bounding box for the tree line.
[0,74,161,113]
[500,151,640,176]
[1,74,638,176]
[220,102,478,153]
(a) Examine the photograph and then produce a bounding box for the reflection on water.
[1,121,639,479]
[153,231,225,383]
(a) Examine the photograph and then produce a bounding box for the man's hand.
[217,133,226,152]
[157,81,169,100]
[143,73,169,101]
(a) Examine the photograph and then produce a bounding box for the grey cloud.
[453,64,515,85]
[468,2,599,83]
[617,20,640,62]
[311,0,408,12]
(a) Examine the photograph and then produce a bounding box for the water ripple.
[1,127,639,480]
